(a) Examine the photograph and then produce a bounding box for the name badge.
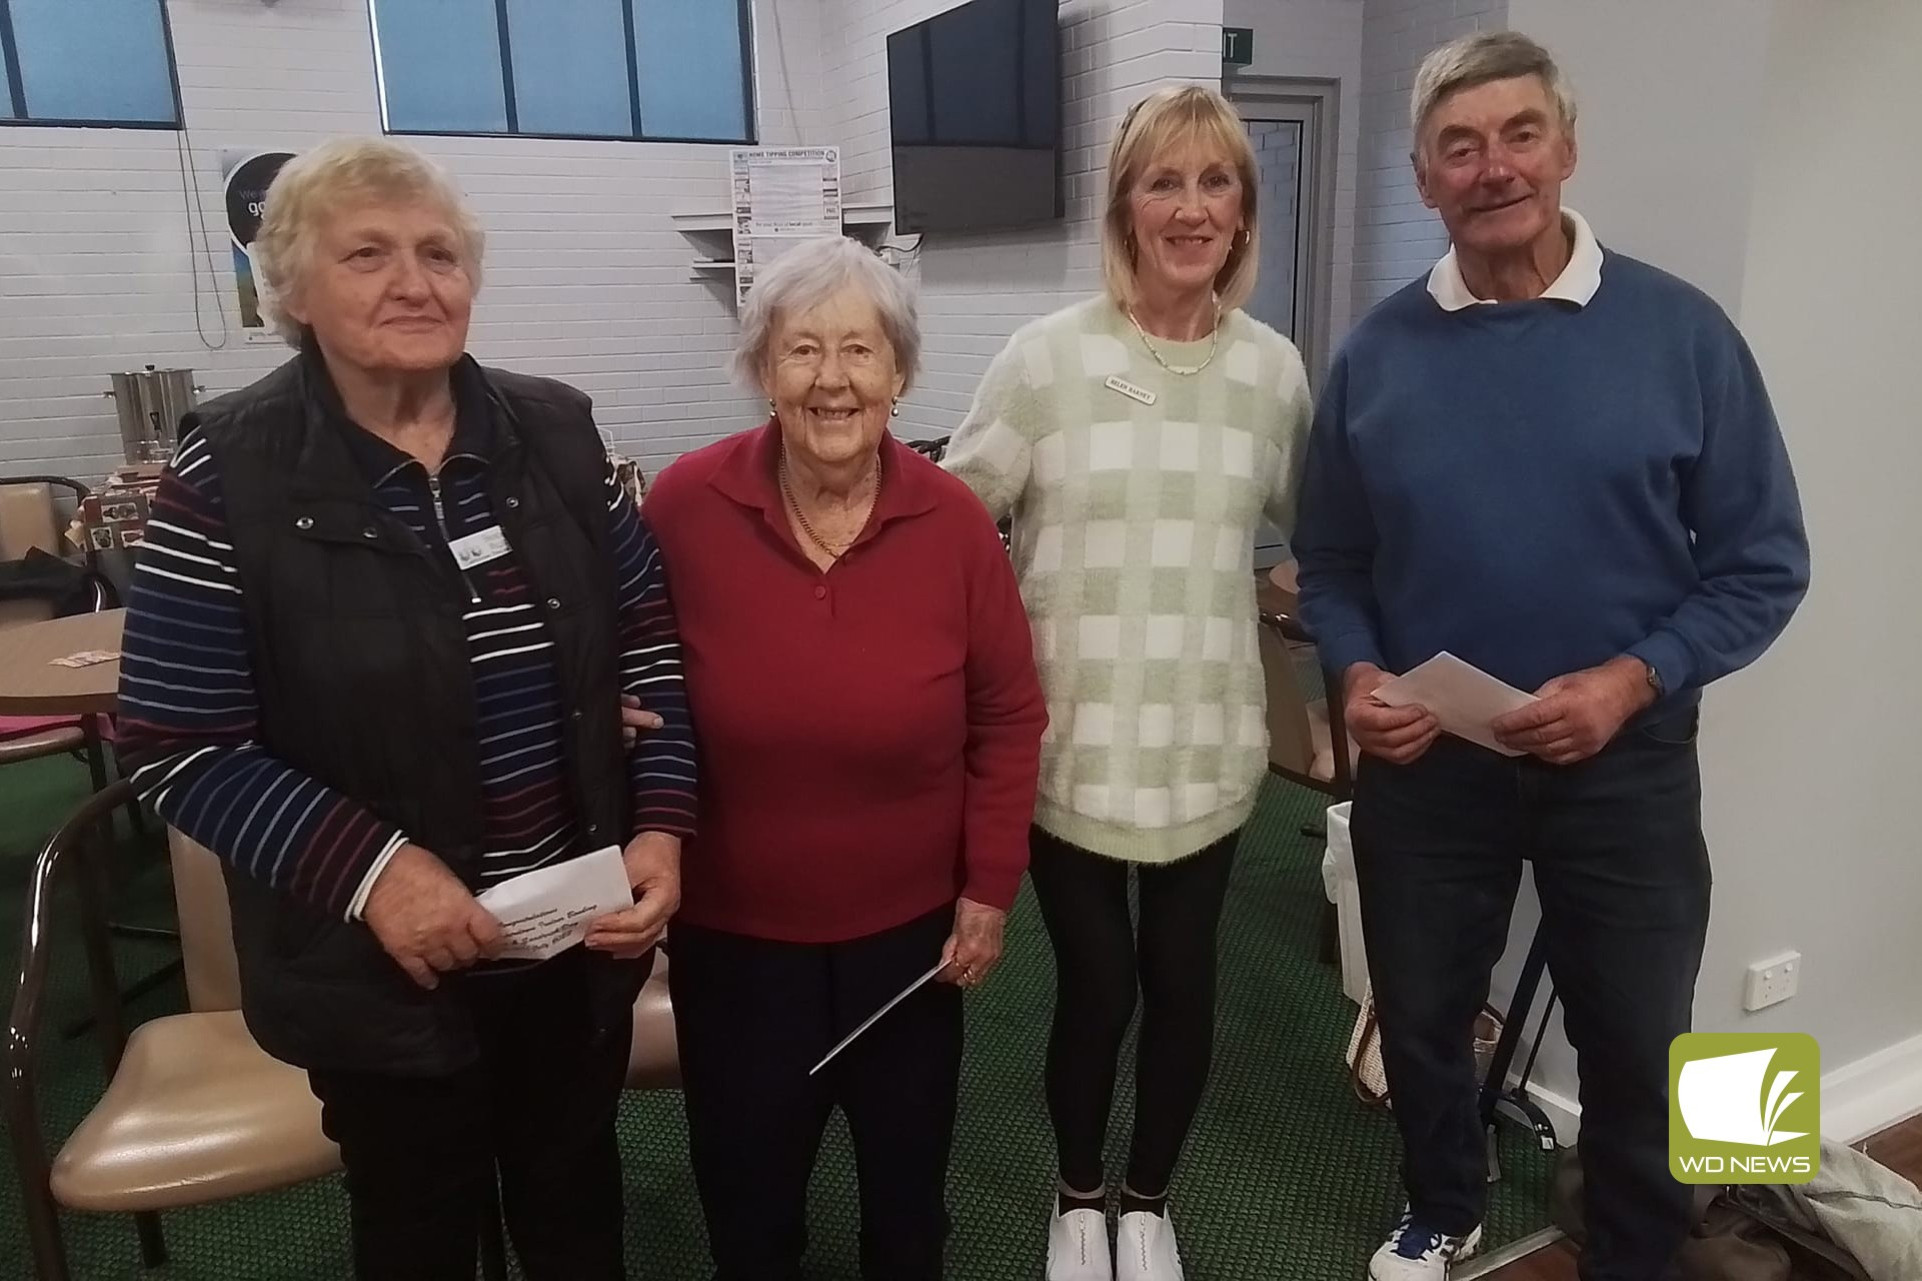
[1105,374,1157,406]
[449,525,510,571]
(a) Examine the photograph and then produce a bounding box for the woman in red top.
[643,234,1046,1281]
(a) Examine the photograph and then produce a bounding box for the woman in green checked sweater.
[944,84,1312,1281]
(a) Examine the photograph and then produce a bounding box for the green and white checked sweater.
[944,296,1312,863]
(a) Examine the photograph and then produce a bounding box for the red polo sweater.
[644,422,1046,943]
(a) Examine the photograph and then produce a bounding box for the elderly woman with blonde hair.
[642,233,1046,1280]
[114,136,695,1279]
[942,84,1313,1281]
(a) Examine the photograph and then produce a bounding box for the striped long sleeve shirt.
[116,408,697,921]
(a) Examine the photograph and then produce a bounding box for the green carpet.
[0,757,1553,1278]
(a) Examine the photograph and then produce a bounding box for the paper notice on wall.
[732,146,841,235]
[731,146,842,308]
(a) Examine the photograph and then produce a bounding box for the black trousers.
[669,904,963,1281]
[1351,709,1711,1281]
[305,947,631,1281]
[1028,827,1238,1197]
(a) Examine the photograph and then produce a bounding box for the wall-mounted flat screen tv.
[886,0,1062,235]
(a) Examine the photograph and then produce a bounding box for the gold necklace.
[779,451,879,561]
[1127,303,1222,375]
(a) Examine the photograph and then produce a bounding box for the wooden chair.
[3,787,341,1279]
[0,475,141,840]
[1256,560,1356,807]
[1255,561,1356,964]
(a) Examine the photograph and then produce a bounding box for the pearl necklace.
[1127,302,1222,376]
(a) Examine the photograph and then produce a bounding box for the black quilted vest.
[185,353,642,1076]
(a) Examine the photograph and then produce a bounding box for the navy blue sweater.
[1293,252,1808,706]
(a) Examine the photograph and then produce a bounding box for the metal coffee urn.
[105,366,201,463]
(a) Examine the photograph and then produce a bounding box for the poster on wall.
[222,149,297,343]
[729,146,841,308]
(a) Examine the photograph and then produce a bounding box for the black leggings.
[1028,826,1238,1196]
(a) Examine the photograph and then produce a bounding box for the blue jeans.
[1351,707,1710,1281]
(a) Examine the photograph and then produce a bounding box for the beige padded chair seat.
[626,955,680,1090]
[1307,700,1364,785]
[51,1010,339,1213]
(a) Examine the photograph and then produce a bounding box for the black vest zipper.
[427,472,483,605]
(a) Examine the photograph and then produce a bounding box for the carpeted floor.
[0,756,1552,1279]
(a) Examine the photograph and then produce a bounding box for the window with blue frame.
[370,0,754,143]
[0,0,180,127]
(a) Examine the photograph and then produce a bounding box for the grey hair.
[1410,31,1577,146]
[732,235,921,392]
[252,136,486,346]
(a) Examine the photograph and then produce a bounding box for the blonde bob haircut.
[1100,84,1260,313]
[252,137,486,347]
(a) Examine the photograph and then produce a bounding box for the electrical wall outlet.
[1744,951,1802,1011]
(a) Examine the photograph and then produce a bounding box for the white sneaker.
[1047,1205,1113,1281]
[1367,1208,1483,1280]
[1115,1208,1184,1281]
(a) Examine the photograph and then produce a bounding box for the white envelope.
[1371,652,1539,757]
[809,958,951,1077]
[475,845,633,962]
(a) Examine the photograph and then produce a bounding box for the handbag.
[1346,993,1389,1105]
[1344,988,1504,1109]
[1550,1147,1871,1281]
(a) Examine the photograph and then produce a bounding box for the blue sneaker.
[1367,1207,1483,1280]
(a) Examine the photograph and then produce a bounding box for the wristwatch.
[1643,661,1664,698]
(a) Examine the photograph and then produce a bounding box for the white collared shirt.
[1426,208,1604,310]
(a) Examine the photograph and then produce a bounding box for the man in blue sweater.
[1294,31,1809,1281]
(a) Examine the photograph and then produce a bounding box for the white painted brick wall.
[0,0,1230,473]
[1351,0,1508,321]
[756,0,830,150]
[818,0,1227,438]
[0,0,814,481]
[1223,0,1365,351]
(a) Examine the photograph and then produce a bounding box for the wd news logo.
[1669,1033,1820,1184]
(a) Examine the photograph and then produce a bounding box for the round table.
[0,609,126,717]
[0,608,178,1025]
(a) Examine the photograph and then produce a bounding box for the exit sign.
[1222,26,1253,66]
